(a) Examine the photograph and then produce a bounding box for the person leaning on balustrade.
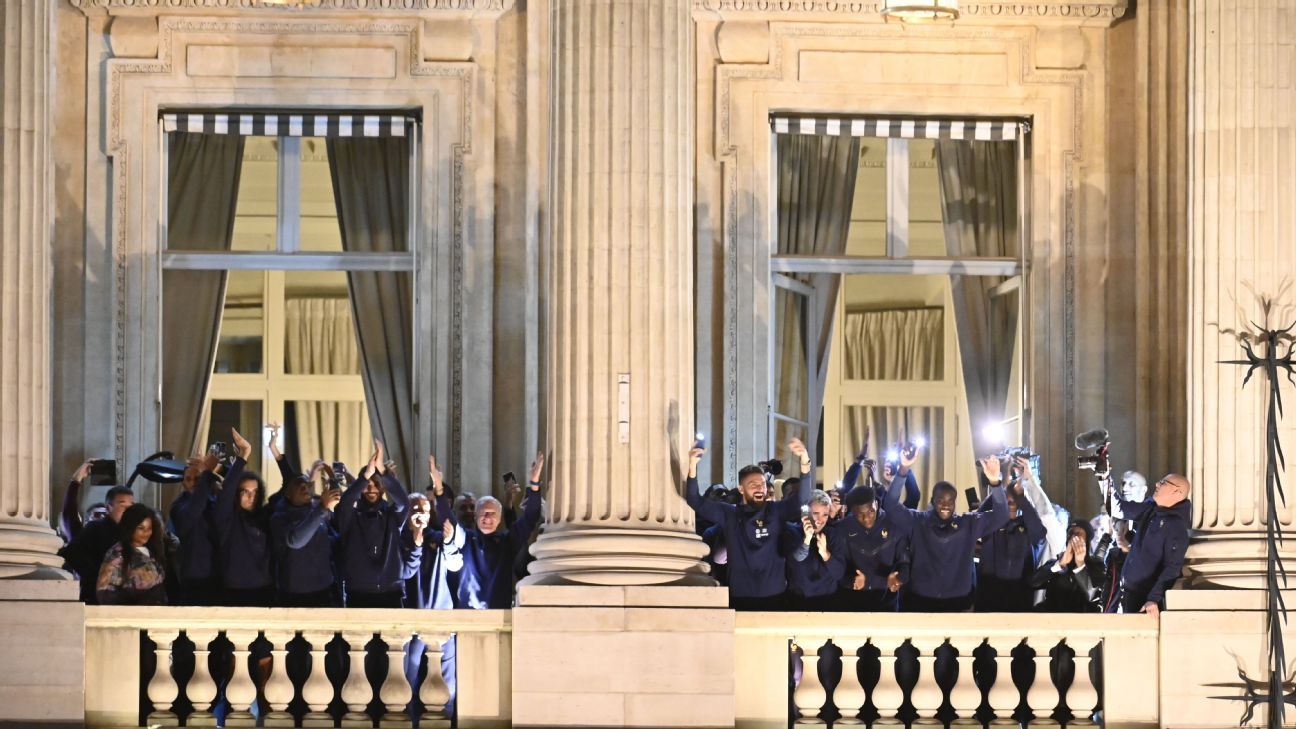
[684,438,813,611]
[62,484,135,603]
[882,446,1011,613]
[1110,473,1192,617]
[96,503,169,606]
[335,440,409,608]
[453,452,545,610]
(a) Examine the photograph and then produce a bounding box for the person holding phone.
[210,428,275,607]
[684,436,813,611]
[786,490,846,610]
[973,455,1047,612]
[169,453,222,605]
[453,452,545,609]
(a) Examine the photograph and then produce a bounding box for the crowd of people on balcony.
[686,437,1191,616]
[55,427,1190,616]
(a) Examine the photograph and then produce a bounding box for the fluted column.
[0,0,62,578]
[527,0,709,585]
[1185,0,1296,587]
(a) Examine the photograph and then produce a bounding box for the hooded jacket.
[212,458,274,591]
[1114,495,1191,606]
[335,471,410,596]
[269,499,337,596]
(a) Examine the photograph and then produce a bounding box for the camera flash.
[982,422,1006,446]
[886,448,900,462]
[913,435,927,449]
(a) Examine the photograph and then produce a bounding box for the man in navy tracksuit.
[883,450,1010,612]
[169,459,219,605]
[974,455,1047,612]
[1112,473,1192,616]
[336,441,409,608]
[837,486,910,612]
[786,489,846,610]
[454,453,545,609]
[269,473,341,607]
[684,438,812,611]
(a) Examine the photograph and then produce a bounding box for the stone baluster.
[834,645,866,725]
[792,642,826,725]
[871,641,905,727]
[987,640,1020,726]
[185,630,220,726]
[418,636,451,722]
[301,630,338,728]
[911,638,944,725]
[1026,639,1061,728]
[145,629,180,727]
[949,640,983,726]
[378,631,413,728]
[223,630,260,727]
[262,629,296,728]
[341,630,375,728]
[1066,643,1100,726]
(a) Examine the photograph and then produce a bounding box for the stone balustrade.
[83,607,512,729]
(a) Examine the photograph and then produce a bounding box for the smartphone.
[695,432,706,448]
[89,459,117,486]
[503,472,518,485]
[964,487,981,511]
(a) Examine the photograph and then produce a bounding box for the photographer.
[786,490,846,611]
[169,455,220,605]
[269,467,342,607]
[837,486,909,612]
[61,484,134,603]
[883,447,1010,613]
[684,438,813,611]
[1112,474,1192,617]
[210,429,275,607]
[1032,519,1105,612]
[336,440,410,608]
[454,452,544,610]
[974,455,1047,612]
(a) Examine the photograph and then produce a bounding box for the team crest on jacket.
[881,529,889,539]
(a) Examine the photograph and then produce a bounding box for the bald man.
[1112,473,1192,617]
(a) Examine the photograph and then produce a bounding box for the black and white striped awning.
[162,112,415,138]
[770,114,1027,141]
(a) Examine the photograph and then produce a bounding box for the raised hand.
[788,438,810,474]
[688,446,706,477]
[231,428,253,460]
[321,487,342,512]
[73,460,95,483]
[979,455,1002,484]
[428,455,444,497]
[899,443,918,470]
[528,451,546,486]
[801,516,815,544]
[852,570,866,591]
[267,422,283,459]
[375,440,387,474]
[442,519,455,544]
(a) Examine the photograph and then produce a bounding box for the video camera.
[1074,428,1111,476]
[758,458,784,477]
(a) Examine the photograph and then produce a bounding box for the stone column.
[526,0,710,586]
[0,0,63,579]
[1183,0,1296,589]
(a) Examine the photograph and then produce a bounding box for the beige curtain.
[774,133,862,470]
[285,298,372,472]
[842,307,944,499]
[161,132,245,457]
[935,139,1019,455]
[327,137,415,480]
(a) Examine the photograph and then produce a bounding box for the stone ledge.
[0,578,79,602]
[516,584,730,608]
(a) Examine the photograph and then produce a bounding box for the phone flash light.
[913,436,927,449]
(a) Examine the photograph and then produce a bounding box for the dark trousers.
[277,588,337,608]
[835,587,899,612]
[974,576,1036,612]
[789,591,836,612]
[223,586,274,607]
[178,577,219,606]
[1118,585,1158,614]
[730,592,787,612]
[347,590,404,609]
[904,591,973,613]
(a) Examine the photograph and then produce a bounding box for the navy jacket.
[212,457,274,591]
[976,489,1047,582]
[685,472,811,599]
[882,470,1010,599]
[837,509,911,592]
[269,500,337,595]
[169,473,218,586]
[787,525,847,598]
[1114,495,1191,606]
[335,472,409,595]
[456,489,542,609]
[840,461,920,510]
[401,513,465,610]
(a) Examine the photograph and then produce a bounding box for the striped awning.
[770,114,1027,141]
[161,112,415,138]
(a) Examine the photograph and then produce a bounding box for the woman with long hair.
[96,503,168,605]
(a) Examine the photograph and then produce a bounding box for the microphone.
[1074,428,1109,451]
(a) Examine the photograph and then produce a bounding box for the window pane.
[215,270,264,374]
[299,137,345,252]
[206,399,263,476]
[285,400,372,476]
[283,270,357,375]
[846,140,886,256]
[772,286,809,423]
[841,274,946,381]
[229,136,279,252]
[908,138,946,257]
[842,405,944,503]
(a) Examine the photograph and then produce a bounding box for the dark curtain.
[935,139,1020,456]
[773,133,861,469]
[326,137,415,481]
[161,132,245,457]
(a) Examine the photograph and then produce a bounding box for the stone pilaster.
[1184,0,1296,588]
[526,0,711,585]
[0,0,63,578]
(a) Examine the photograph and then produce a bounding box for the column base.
[523,526,714,586]
[1182,531,1296,589]
[0,521,68,578]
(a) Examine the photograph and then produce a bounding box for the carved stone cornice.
[693,0,1128,27]
[70,0,514,20]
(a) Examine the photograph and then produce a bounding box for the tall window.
[769,116,1028,501]
[160,112,418,479]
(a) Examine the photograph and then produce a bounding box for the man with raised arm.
[882,448,1010,613]
[974,455,1048,612]
[685,438,813,611]
[336,440,410,608]
[1111,473,1192,617]
[454,452,545,609]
